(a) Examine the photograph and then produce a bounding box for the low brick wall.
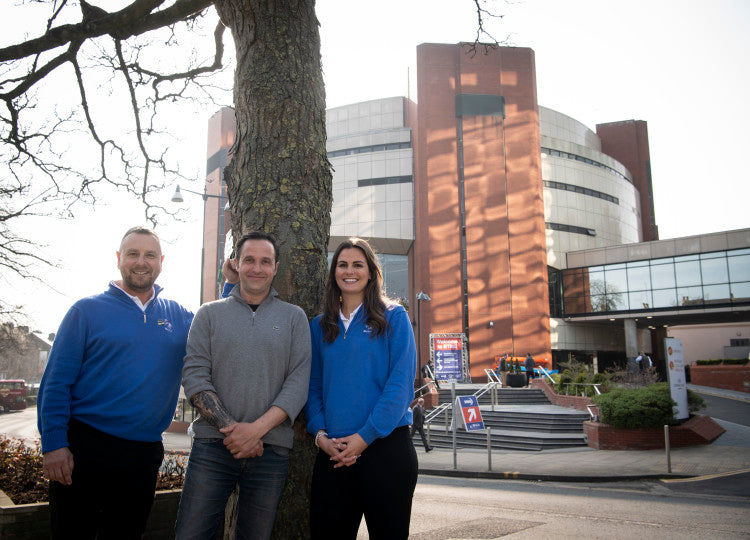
[690,364,750,393]
[584,414,725,450]
[530,379,595,412]
[0,489,181,539]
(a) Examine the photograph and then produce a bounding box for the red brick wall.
[531,379,594,412]
[690,365,750,393]
[584,415,725,450]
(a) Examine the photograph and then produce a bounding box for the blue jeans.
[175,439,289,540]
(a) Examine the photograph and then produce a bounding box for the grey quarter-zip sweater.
[182,286,311,450]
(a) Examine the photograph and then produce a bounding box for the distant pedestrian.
[525,353,535,384]
[635,351,645,372]
[410,398,432,452]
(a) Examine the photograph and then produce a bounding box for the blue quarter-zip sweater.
[38,282,193,453]
[305,304,416,445]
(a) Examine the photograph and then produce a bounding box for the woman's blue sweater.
[305,304,416,445]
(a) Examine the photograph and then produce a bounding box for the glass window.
[700,256,729,285]
[731,282,750,302]
[589,294,607,312]
[652,288,677,308]
[627,265,651,291]
[378,254,408,302]
[702,284,731,304]
[651,262,676,289]
[728,254,750,282]
[628,290,652,310]
[604,267,628,295]
[675,260,701,287]
[677,286,703,306]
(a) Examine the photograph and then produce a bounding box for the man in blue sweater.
[37,226,194,539]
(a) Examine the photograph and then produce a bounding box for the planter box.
[689,364,750,393]
[505,373,528,388]
[0,489,182,540]
[583,415,725,450]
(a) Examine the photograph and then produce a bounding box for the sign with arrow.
[431,334,466,381]
[456,395,485,432]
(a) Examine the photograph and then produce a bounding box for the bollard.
[487,427,492,471]
[664,425,671,473]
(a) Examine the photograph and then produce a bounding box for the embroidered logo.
[273,325,280,331]
[363,325,372,334]
[157,319,173,332]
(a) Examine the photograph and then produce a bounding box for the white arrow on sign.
[468,408,477,422]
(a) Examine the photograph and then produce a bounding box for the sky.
[3,0,749,335]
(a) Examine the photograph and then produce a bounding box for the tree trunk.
[214,1,331,537]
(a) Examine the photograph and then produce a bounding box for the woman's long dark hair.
[321,238,389,343]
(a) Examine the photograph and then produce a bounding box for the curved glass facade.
[563,248,750,315]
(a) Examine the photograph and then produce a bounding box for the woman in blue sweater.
[306,238,418,539]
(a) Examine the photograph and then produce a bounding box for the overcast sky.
[4,0,749,334]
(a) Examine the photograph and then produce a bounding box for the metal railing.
[537,366,555,384]
[484,368,502,385]
[558,382,602,396]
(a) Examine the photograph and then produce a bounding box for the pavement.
[162,383,750,483]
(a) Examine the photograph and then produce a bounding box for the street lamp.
[171,184,230,304]
[416,291,431,389]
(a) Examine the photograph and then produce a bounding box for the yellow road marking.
[661,467,750,483]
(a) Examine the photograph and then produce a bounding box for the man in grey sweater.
[175,231,311,540]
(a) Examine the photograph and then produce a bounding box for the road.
[395,476,749,539]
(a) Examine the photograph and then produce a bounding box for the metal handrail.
[425,402,451,423]
[537,366,555,384]
[559,382,602,396]
[484,368,502,384]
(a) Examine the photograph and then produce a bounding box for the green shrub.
[722,358,748,365]
[592,383,677,428]
[695,359,722,365]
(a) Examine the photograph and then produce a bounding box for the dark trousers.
[310,426,418,540]
[48,418,164,539]
[410,424,430,450]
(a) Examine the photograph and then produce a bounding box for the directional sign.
[432,336,464,380]
[456,395,485,432]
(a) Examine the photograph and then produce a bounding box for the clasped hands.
[320,433,368,468]
[221,422,264,458]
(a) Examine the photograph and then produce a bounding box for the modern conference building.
[199,43,750,381]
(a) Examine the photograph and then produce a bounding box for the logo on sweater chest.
[157,319,173,332]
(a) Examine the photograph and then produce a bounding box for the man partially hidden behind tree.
[175,231,311,539]
[37,226,194,538]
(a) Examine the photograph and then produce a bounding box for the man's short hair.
[120,226,160,252]
[235,231,279,263]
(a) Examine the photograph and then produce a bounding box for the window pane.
[588,274,606,297]
[677,286,703,306]
[606,291,627,311]
[700,257,728,285]
[651,263,676,289]
[604,268,628,294]
[589,294,607,312]
[628,290,652,310]
[703,284,731,304]
[728,254,750,282]
[731,282,750,302]
[652,288,678,308]
[379,254,408,301]
[627,265,651,291]
[675,260,701,287]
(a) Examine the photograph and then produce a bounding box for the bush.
[695,359,722,365]
[0,437,187,504]
[593,383,677,428]
[722,358,749,365]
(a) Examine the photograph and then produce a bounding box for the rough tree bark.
[214,1,331,537]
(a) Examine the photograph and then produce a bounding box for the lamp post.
[171,185,230,305]
[416,291,431,388]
